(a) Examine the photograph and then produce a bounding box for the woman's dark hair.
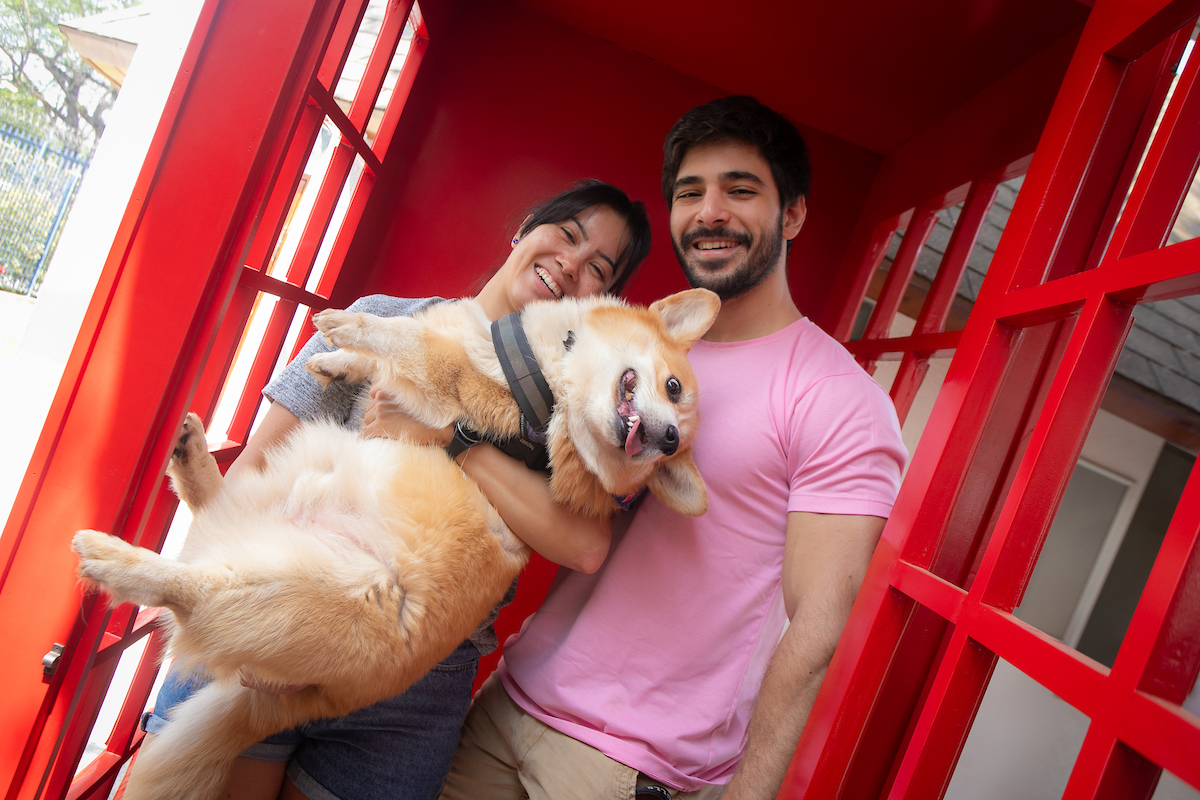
[516,179,651,296]
[661,96,811,211]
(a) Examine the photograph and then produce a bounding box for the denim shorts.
[143,641,480,800]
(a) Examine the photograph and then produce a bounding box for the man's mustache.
[680,226,752,250]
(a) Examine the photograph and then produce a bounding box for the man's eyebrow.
[720,170,766,185]
[573,215,616,272]
[673,175,703,191]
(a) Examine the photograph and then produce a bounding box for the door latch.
[42,643,65,679]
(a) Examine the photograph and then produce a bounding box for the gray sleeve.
[263,295,444,426]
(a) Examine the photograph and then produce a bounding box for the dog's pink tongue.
[625,418,643,456]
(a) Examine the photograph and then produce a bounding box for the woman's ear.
[513,214,534,248]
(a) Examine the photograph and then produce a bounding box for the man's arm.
[721,511,886,800]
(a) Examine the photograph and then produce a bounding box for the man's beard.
[672,215,783,301]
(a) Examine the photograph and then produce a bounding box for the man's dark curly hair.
[661,96,811,211]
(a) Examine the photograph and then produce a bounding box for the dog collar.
[491,312,556,471]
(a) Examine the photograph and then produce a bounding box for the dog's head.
[545,288,720,517]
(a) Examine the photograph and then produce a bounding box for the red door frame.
[0,0,429,795]
[785,1,1200,798]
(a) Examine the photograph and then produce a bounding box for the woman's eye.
[561,227,576,244]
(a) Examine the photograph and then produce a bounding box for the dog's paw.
[72,530,135,588]
[171,413,208,468]
[312,309,364,349]
[305,353,347,388]
[306,350,375,388]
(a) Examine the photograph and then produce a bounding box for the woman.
[142,179,652,800]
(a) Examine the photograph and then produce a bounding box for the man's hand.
[722,512,886,800]
[361,387,453,446]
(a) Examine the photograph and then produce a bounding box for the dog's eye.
[666,377,682,401]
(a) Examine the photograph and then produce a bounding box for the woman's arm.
[458,444,610,573]
[363,388,611,573]
[225,402,303,481]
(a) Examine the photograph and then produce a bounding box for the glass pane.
[306,153,367,293]
[1076,442,1194,666]
[265,118,341,281]
[849,297,875,342]
[913,204,958,285]
[1152,770,1200,800]
[1015,461,1129,643]
[944,175,1023,331]
[1007,289,1200,658]
[77,634,152,774]
[207,294,314,447]
[897,354,952,471]
[1091,24,1197,264]
[1168,162,1200,245]
[931,315,1078,591]
[367,15,417,141]
[944,658,1089,800]
[331,0,417,137]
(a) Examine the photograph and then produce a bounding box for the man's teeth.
[535,266,562,297]
[696,241,739,250]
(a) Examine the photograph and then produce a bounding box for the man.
[441,96,907,799]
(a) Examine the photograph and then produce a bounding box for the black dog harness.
[488,312,556,471]
[445,312,558,470]
[447,311,646,511]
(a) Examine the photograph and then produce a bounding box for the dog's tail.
[121,681,290,800]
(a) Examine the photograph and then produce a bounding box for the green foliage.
[0,0,137,153]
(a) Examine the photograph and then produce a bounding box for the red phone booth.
[1,0,1199,798]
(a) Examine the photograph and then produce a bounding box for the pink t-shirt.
[498,317,907,789]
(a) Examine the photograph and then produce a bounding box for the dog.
[72,287,720,800]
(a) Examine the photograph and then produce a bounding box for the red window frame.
[0,0,427,797]
[784,2,1200,798]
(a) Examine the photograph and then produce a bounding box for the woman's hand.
[362,387,454,446]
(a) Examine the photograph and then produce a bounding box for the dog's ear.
[647,453,708,517]
[650,289,721,350]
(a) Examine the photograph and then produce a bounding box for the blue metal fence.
[0,125,89,296]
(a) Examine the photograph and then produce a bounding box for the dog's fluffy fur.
[72,288,719,800]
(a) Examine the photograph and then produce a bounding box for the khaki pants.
[440,674,726,800]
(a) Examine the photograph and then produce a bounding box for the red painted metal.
[842,331,962,361]
[346,0,414,130]
[858,206,938,374]
[0,0,433,794]
[890,180,999,423]
[791,1,1200,798]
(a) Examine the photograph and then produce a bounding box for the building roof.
[879,173,1200,440]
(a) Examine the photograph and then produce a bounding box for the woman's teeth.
[535,266,562,298]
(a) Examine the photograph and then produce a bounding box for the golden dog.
[72,288,719,800]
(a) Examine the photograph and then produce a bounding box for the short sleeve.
[263,295,443,426]
[786,371,907,518]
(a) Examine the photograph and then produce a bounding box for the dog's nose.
[661,425,679,456]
